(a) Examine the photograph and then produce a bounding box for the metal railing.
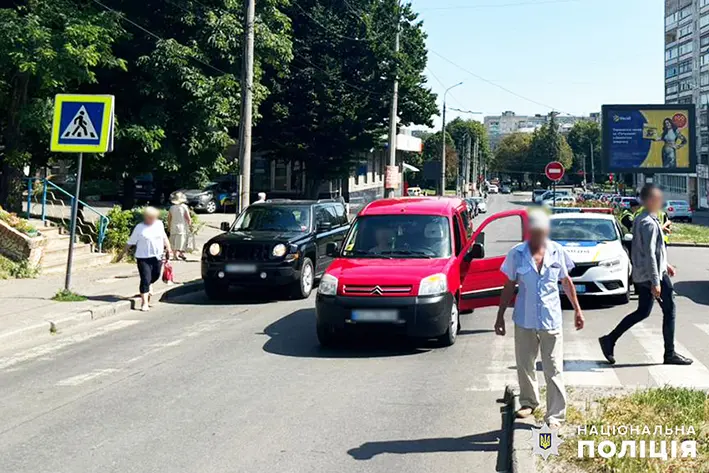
[25,178,110,252]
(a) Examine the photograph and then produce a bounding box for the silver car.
[664,200,693,222]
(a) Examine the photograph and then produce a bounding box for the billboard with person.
[602,104,696,173]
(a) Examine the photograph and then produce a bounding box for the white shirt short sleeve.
[128,221,167,259]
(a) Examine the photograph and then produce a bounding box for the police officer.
[620,199,641,234]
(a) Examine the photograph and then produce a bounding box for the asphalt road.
[2,194,708,473]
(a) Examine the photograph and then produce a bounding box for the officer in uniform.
[620,199,642,234]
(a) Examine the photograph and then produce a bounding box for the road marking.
[467,333,518,392]
[124,339,184,364]
[0,320,141,371]
[57,368,119,386]
[563,338,622,387]
[634,323,709,389]
[695,324,709,337]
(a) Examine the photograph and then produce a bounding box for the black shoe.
[599,336,616,365]
[664,353,693,365]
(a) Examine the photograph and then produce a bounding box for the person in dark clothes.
[599,184,692,366]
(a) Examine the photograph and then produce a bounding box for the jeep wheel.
[291,257,314,299]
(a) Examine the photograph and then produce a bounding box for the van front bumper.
[315,293,454,338]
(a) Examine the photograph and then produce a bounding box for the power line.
[425,66,465,108]
[429,49,571,114]
[420,0,588,12]
[90,0,232,77]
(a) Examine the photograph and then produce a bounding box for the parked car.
[533,189,548,203]
[314,197,530,347]
[470,196,487,213]
[501,185,511,194]
[201,199,349,300]
[542,195,575,207]
[407,187,423,197]
[618,197,639,210]
[664,200,693,222]
[550,212,631,305]
[488,184,499,194]
[173,175,238,214]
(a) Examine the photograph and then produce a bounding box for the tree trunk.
[0,74,30,211]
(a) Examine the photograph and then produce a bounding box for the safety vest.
[632,207,669,243]
[619,209,634,232]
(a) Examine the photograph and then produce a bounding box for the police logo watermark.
[531,423,563,460]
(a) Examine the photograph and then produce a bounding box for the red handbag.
[162,260,174,283]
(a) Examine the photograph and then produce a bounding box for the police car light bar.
[551,207,614,214]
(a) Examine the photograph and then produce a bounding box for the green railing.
[26,178,110,252]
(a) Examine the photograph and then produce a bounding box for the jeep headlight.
[318,274,338,295]
[208,242,221,256]
[272,243,287,257]
[599,257,621,268]
[418,273,448,296]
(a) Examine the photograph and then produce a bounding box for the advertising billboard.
[602,104,696,174]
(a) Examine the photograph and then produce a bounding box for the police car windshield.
[233,205,311,232]
[342,215,451,258]
[551,219,618,242]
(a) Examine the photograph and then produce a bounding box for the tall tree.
[528,114,573,174]
[0,0,125,209]
[566,120,601,183]
[445,117,491,168]
[491,132,532,173]
[255,0,437,197]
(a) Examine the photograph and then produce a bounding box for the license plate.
[351,309,399,322]
[225,264,257,273]
[560,284,586,294]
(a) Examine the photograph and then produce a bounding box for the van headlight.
[599,257,621,268]
[318,274,338,295]
[208,243,221,256]
[272,243,287,257]
[418,273,448,296]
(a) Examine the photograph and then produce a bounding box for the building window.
[666,47,678,61]
[679,79,694,91]
[679,41,693,56]
[252,157,270,191]
[679,23,693,38]
[704,0,709,7]
[701,93,709,106]
[679,96,693,104]
[666,66,679,79]
[702,13,709,28]
[274,160,287,191]
[666,83,679,95]
[702,72,709,87]
[679,60,693,74]
[702,53,709,67]
[702,35,709,47]
[657,175,687,195]
[679,7,692,21]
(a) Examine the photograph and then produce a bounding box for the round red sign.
[545,161,565,182]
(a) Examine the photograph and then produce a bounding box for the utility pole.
[238,0,255,210]
[440,82,463,195]
[473,137,479,195]
[590,137,595,186]
[386,0,401,198]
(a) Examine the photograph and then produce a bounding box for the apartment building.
[484,111,594,150]
[663,0,709,208]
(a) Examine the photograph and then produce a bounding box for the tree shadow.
[261,308,431,359]
[347,429,503,460]
[674,281,709,306]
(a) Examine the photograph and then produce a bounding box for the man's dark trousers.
[607,273,676,356]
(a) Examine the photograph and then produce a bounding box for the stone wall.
[0,220,46,267]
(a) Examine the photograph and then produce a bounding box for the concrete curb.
[668,242,709,247]
[2,280,205,346]
[505,386,538,473]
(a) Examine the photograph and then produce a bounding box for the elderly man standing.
[494,210,585,427]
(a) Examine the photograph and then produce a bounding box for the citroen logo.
[371,286,383,296]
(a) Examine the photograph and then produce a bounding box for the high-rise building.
[484,111,595,149]
[664,0,709,208]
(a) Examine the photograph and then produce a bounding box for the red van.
[315,197,529,347]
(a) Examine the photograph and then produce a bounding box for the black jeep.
[201,199,349,299]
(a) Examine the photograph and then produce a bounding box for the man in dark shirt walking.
[599,184,692,366]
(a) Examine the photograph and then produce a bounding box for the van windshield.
[342,215,451,258]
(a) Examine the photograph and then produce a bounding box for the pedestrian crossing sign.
[50,94,115,153]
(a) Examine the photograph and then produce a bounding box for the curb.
[506,386,538,473]
[1,280,205,347]
[668,242,709,247]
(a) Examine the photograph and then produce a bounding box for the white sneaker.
[141,304,150,312]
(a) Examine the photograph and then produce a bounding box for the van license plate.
[351,309,398,322]
[225,264,257,273]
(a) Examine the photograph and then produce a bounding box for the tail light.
[668,207,674,212]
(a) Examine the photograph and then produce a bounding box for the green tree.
[528,114,573,175]
[445,117,491,167]
[255,0,437,197]
[491,132,532,173]
[566,120,601,184]
[0,0,125,209]
[422,131,458,185]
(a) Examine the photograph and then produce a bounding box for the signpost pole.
[553,179,557,208]
[64,152,83,291]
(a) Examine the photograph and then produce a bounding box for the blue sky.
[412,0,665,127]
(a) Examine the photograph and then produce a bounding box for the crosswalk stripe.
[694,324,709,338]
[634,323,709,389]
[563,337,622,387]
[467,333,517,392]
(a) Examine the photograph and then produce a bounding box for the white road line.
[467,333,518,392]
[0,320,141,371]
[695,324,709,338]
[57,369,119,386]
[563,338,622,387]
[634,323,709,389]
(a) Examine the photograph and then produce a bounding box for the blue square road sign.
[50,94,115,153]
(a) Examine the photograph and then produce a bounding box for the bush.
[103,205,201,252]
[0,205,37,236]
[0,254,39,279]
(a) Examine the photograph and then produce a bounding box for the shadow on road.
[162,287,276,306]
[347,429,503,460]
[531,359,659,372]
[674,281,709,306]
[261,308,431,359]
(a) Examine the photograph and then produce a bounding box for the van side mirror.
[220,222,231,232]
[464,242,485,262]
[623,233,633,242]
[318,221,332,232]
[326,242,339,257]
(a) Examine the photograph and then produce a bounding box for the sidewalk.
[0,220,223,347]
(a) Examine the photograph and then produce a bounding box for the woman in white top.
[168,192,192,260]
[125,207,172,311]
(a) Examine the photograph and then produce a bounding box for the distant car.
[488,185,499,194]
[533,189,548,203]
[501,185,511,194]
[542,195,575,207]
[618,197,639,210]
[550,212,631,305]
[664,200,693,222]
[173,176,238,214]
[407,187,423,197]
[470,196,487,213]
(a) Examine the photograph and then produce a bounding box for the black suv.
[202,199,349,299]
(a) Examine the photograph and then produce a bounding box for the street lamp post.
[440,81,463,195]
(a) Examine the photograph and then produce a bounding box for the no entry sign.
[545,162,565,182]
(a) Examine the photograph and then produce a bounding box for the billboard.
[602,104,696,173]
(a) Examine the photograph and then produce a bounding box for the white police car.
[550,212,631,304]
